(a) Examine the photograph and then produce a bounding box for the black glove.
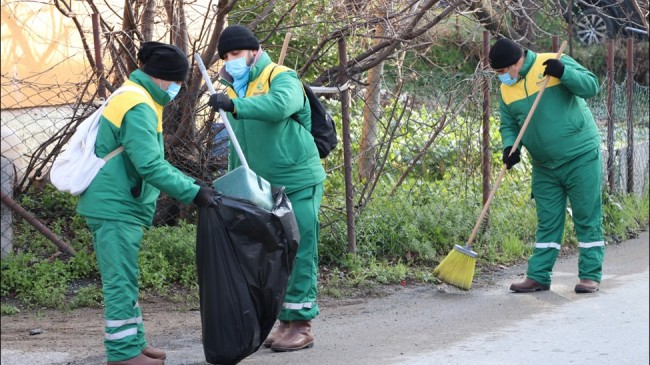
[193,186,219,207]
[502,146,521,170]
[193,179,209,188]
[542,59,565,79]
[208,94,234,112]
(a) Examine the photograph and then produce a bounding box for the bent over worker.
[207,25,326,352]
[488,38,605,294]
[77,42,218,365]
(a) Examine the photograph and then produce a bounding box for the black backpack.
[269,66,338,158]
[295,82,338,159]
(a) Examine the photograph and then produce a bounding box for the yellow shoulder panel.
[500,53,562,105]
[246,63,292,97]
[102,81,162,131]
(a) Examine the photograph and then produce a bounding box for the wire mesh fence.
[1,10,648,262]
[314,66,649,264]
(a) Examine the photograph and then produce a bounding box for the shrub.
[1,252,70,308]
[139,221,198,292]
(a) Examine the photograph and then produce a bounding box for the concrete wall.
[1,156,14,259]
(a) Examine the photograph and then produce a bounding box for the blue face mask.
[498,68,518,86]
[166,82,182,100]
[225,55,252,98]
[225,56,250,79]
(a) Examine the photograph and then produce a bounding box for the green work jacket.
[218,51,325,193]
[77,70,199,226]
[499,50,601,169]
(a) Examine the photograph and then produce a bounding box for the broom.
[433,40,568,290]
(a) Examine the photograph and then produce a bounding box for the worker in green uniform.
[207,25,326,352]
[488,38,605,294]
[77,42,218,365]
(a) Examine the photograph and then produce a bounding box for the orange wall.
[1,1,93,109]
[1,0,218,110]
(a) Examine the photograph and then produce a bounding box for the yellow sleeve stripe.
[501,53,562,105]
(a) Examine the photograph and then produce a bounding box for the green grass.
[1,304,21,315]
[2,175,647,309]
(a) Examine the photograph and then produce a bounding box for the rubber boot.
[271,320,314,352]
[263,320,291,348]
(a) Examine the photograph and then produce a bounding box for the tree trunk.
[512,0,537,45]
[358,16,386,182]
[141,0,156,41]
[120,0,140,74]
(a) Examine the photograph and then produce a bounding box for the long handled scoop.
[195,53,273,211]
[195,53,248,168]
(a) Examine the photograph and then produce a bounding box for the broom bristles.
[433,244,477,290]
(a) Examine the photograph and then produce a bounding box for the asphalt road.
[1,231,648,365]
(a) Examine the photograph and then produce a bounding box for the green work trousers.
[86,218,148,362]
[278,183,323,321]
[527,148,605,286]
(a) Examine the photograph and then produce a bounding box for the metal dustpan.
[212,165,273,211]
[196,53,273,211]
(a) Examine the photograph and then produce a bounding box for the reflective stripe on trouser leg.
[86,218,147,362]
[279,183,323,322]
[578,244,605,282]
[529,164,567,286]
[565,149,605,282]
[526,243,560,286]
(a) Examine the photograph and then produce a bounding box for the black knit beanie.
[217,25,260,59]
[138,41,189,81]
[489,38,523,69]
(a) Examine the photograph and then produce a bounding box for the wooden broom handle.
[278,32,292,66]
[465,40,568,247]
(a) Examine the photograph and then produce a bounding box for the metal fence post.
[1,157,14,259]
[338,35,356,254]
[606,39,615,193]
[626,38,635,194]
[568,0,574,57]
[482,31,491,211]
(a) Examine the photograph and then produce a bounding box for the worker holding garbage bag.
[207,24,326,352]
[77,42,219,365]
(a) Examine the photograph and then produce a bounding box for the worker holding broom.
[207,25,326,351]
[488,38,605,294]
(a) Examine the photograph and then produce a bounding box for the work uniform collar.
[219,47,269,86]
[518,50,536,79]
[129,69,171,105]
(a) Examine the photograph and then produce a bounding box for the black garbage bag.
[195,187,300,365]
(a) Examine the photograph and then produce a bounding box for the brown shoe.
[107,353,164,365]
[142,346,166,360]
[509,278,550,293]
[271,320,314,352]
[263,320,291,348]
[575,279,599,293]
